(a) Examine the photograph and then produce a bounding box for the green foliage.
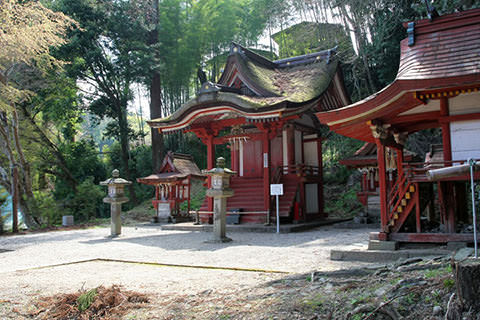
[272,21,354,60]
[53,140,106,200]
[64,177,105,222]
[104,142,153,207]
[77,288,98,312]
[303,294,325,311]
[323,133,364,171]
[324,185,362,218]
[443,278,455,289]
[32,191,58,226]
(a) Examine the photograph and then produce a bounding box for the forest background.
[0,0,477,230]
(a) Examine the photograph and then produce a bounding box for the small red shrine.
[316,9,480,243]
[148,43,350,224]
[340,143,416,221]
[137,151,204,221]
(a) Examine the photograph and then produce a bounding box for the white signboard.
[263,153,269,168]
[270,184,283,196]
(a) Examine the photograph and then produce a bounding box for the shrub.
[65,177,105,222]
[32,191,59,226]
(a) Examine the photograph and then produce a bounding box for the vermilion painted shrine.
[145,8,480,245]
[316,8,480,243]
[147,42,350,224]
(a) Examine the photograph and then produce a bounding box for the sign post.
[270,184,283,233]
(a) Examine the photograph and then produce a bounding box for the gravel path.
[0,225,377,318]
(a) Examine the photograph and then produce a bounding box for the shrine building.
[147,43,350,224]
[316,8,480,244]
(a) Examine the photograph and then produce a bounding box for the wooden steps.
[198,176,300,224]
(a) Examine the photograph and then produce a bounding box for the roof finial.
[423,0,439,21]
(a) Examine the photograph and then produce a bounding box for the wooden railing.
[280,164,321,176]
[401,158,480,181]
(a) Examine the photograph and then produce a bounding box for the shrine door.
[241,140,263,177]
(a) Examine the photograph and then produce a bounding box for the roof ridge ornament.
[407,22,415,46]
[198,81,221,95]
[424,0,440,21]
[229,42,243,56]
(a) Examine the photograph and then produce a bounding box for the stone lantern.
[100,169,132,237]
[203,157,235,243]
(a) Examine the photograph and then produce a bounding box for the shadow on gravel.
[79,230,368,252]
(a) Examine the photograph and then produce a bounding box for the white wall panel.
[303,141,318,166]
[451,120,480,161]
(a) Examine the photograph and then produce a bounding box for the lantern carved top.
[203,157,236,176]
[100,169,132,186]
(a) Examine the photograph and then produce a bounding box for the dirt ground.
[0,224,379,319]
[0,224,471,319]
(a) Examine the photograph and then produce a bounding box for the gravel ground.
[0,225,377,318]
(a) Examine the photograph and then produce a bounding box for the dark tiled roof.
[148,43,348,129]
[137,152,204,185]
[315,8,480,142]
[397,10,480,80]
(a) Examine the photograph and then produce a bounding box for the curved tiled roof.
[148,43,348,131]
[397,10,480,80]
[315,8,480,142]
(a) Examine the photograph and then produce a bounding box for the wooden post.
[396,147,404,178]
[262,130,271,213]
[317,137,325,217]
[454,259,480,312]
[187,177,191,215]
[206,135,214,212]
[440,97,452,164]
[414,182,421,233]
[230,141,238,174]
[11,165,18,233]
[375,139,388,232]
[446,182,456,233]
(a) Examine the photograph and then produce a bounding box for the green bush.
[66,177,105,222]
[32,191,59,226]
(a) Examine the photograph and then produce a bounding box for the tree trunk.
[148,0,164,173]
[455,259,480,312]
[21,105,78,190]
[11,165,19,233]
[117,102,138,204]
[150,72,164,173]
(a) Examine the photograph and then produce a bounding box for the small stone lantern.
[203,157,235,243]
[100,169,132,237]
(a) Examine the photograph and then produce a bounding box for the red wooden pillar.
[396,147,404,178]
[187,177,191,214]
[439,97,456,232]
[375,139,388,233]
[263,130,271,213]
[206,135,214,211]
[317,137,325,217]
[231,141,238,174]
[361,171,368,192]
[440,97,452,163]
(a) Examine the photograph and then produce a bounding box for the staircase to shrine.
[385,168,431,234]
[199,177,266,224]
[198,176,299,224]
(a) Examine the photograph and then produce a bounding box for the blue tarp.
[0,187,23,227]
